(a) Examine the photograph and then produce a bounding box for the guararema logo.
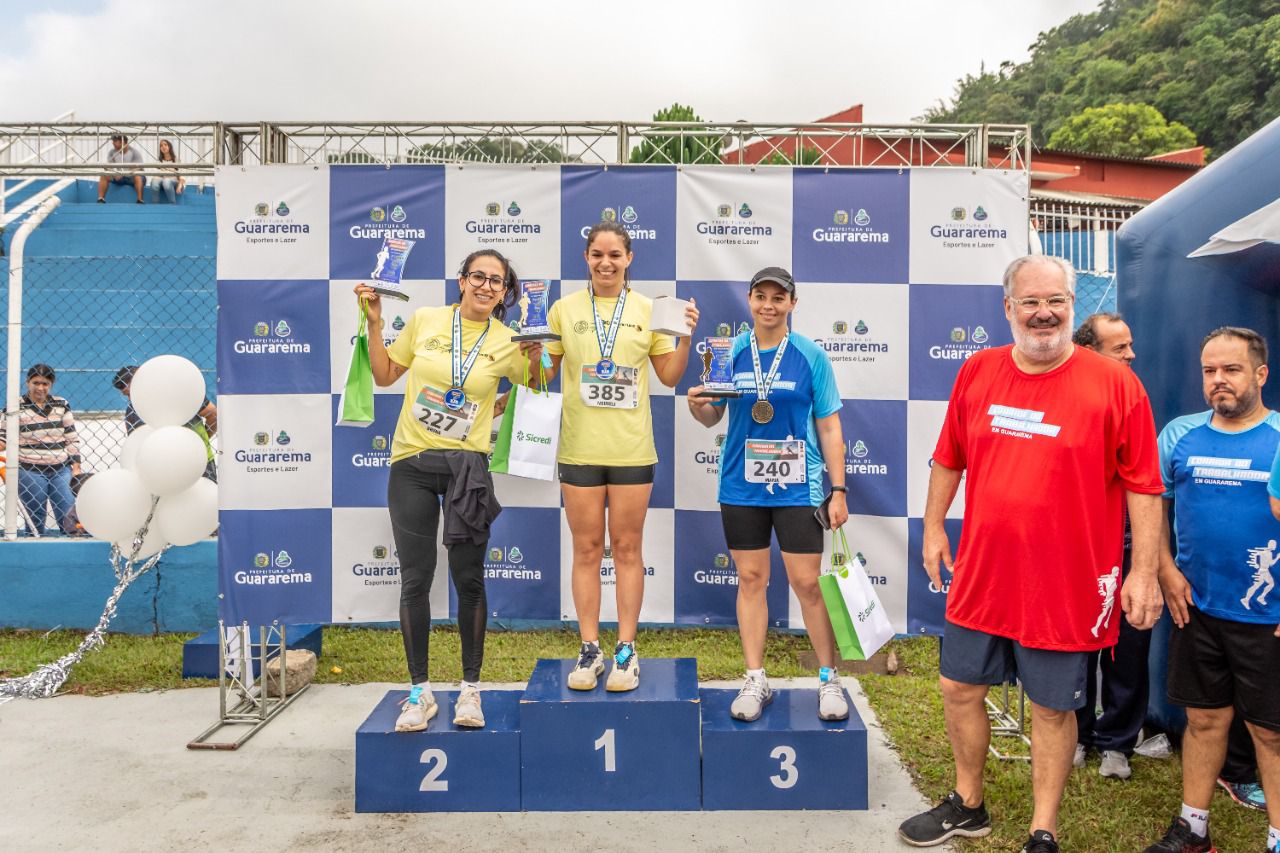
[714,553,730,569]
[601,207,617,222]
[852,440,869,458]
[621,205,638,224]
[833,321,848,334]
[738,203,753,218]
[485,202,500,216]
[507,201,521,216]
[275,550,292,568]
[717,203,732,218]
[373,545,388,559]
[972,325,989,344]
[950,207,966,221]
[254,552,270,567]
[275,202,290,216]
[391,204,406,223]
[488,547,504,562]
[370,207,386,223]
[973,206,988,221]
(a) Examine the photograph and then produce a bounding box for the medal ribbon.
[589,285,628,362]
[452,307,490,393]
[750,332,790,405]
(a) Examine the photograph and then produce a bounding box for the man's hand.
[1157,564,1194,628]
[922,524,953,591]
[1121,570,1163,630]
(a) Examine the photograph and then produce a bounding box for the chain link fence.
[2,254,215,535]
[1031,200,1137,328]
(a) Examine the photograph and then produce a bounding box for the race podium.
[355,690,522,813]
[700,688,869,810]
[519,657,702,811]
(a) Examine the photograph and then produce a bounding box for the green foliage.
[629,102,724,164]
[407,137,573,164]
[760,146,824,166]
[1048,102,1197,156]
[924,0,1280,157]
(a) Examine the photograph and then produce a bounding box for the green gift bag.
[335,302,375,427]
[818,527,895,661]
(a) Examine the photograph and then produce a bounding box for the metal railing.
[0,120,1032,174]
[1030,199,1138,321]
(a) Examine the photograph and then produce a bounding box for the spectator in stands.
[97,134,144,204]
[150,139,184,204]
[0,364,82,536]
[113,365,218,482]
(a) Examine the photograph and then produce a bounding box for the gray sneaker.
[394,685,438,732]
[1099,749,1131,780]
[818,671,850,721]
[453,685,484,728]
[1073,743,1086,769]
[729,672,773,721]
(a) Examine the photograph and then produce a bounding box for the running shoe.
[898,790,991,847]
[394,685,437,732]
[605,641,640,692]
[1023,830,1060,852]
[1100,750,1132,780]
[566,642,605,691]
[452,684,484,728]
[1142,817,1213,853]
[1073,743,1087,769]
[729,672,773,721]
[1217,777,1267,811]
[818,670,850,721]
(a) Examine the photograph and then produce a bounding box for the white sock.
[1180,803,1208,838]
[461,680,480,692]
[746,668,765,680]
[1267,825,1279,851]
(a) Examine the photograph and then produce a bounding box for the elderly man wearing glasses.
[897,255,1165,853]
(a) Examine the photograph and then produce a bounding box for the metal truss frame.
[0,121,1031,176]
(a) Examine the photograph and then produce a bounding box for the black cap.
[749,266,795,295]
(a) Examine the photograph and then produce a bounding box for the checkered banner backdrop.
[215,164,1028,633]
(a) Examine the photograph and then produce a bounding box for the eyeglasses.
[464,271,506,290]
[1010,294,1073,313]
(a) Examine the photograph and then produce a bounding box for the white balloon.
[119,425,154,470]
[115,523,165,560]
[131,355,206,428]
[75,469,152,542]
[156,478,218,547]
[135,426,207,496]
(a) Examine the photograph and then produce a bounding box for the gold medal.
[751,400,774,424]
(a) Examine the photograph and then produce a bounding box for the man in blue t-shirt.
[688,266,849,726]
[1145,327,1280,853]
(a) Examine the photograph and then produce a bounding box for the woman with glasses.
[355,249,542,732]
[543,221,698,691]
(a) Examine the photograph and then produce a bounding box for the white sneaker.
[729,672,773,721]
[453,685,484,728]
[395,685,437,732]
[605,642,640,692]
[1073,743,1087,769]
[1099,750,1131,780]
[817,670,849,721]
[567,642,605,691]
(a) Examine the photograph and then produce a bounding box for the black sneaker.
[1143,816,1213,852]
[1024,830,1060,853]
[898,790,991,847]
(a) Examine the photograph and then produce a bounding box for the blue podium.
[519,658,702,811]
[700,688,868,810]
[355,690,522,813]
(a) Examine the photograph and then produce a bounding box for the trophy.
[510,279,561,342]
[368,236,415,301]
[694,336,741,398]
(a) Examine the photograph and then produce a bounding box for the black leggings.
[388,454,488,683]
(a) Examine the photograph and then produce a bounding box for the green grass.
[2,628,1272,850]
[860,637,1271,852]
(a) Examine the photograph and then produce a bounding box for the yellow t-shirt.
[386,305,523,461]
[546,287,675,466]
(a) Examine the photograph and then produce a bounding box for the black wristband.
[830,485,847,493]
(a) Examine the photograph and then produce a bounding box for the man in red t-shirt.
[898,256,1165,853]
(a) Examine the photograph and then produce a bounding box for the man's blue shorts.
[940,620,1090,712]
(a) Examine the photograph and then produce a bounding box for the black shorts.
[558,463,655,487]
[719,503,824,554]
[1167,607,1280,731]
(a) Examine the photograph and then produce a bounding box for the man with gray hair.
[898,255,1164,852]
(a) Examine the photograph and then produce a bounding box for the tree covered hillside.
[924,0,1280,157]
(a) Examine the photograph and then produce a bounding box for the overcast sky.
[0,0,1100,124]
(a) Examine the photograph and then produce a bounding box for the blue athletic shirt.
[1159,409,1280,624]
[714,332,842,507]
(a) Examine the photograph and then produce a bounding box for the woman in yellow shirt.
[545,221,698,691]
[355,249,541,732]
